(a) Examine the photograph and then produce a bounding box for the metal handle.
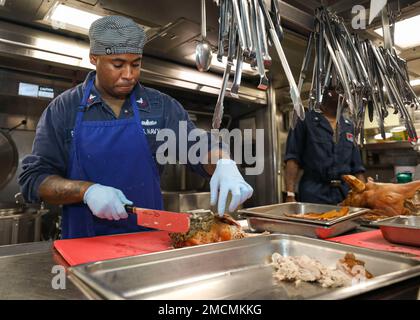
[232,0,246,52]
[201,0,207,40]
[124,205,135,213]
[230,45,244,97]
[239,0,253,54]
[11,218,19,245]
[14,192,24,205]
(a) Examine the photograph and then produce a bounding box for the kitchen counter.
[0,227,419,300]
[0,241,86,300]
[345,226,420,299]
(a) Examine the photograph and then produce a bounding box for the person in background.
[18,15,253,239]
[284,84,365,204]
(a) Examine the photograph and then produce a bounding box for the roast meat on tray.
[341,175,420,217]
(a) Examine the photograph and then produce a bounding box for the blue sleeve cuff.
[188,163,211,179]
[284,154,301,166]
[186,132,230,179]
[352,167,366,175]
[21,173,52,203]
[32,173,52,203]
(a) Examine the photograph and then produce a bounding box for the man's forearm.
[285,160,300,192]
[38,175,94,205]
[202,148,231,176]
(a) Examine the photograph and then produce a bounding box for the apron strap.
[70,77,95,179]
[75,77,95,126]
[129,92,142,126]
[129,92,161,177]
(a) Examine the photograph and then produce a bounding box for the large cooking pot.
[0,130,48,245]
[0,129,18,190]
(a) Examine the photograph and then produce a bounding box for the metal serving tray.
[239,202,369,226]
[246,216,358,239]
[67,234,420,300]
[375,216,420,247]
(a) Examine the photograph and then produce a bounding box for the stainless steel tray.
[375,216,420,247]
[239,202,369,226]
[246,216,358,239]
[67,234,420,300]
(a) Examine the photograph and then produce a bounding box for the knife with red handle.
[125,205,190,233]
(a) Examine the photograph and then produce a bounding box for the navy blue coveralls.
[284,110,365,204]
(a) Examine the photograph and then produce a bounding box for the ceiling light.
[374,14,420,49]
[0,0,6,7]
[45,3,103,32]
[410,79,420,87]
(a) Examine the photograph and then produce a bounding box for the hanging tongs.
[258,0,305,125]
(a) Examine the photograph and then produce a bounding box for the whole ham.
[169,210,246,248]
[341,175,420,216]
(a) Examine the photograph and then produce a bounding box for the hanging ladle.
[195,0,213,72]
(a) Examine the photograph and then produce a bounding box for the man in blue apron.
[18,16,253,239]
[284,86,365,204]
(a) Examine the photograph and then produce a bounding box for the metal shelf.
[364,164,394,169]
[363,141,414,151]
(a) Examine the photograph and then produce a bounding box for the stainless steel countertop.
[0,241,86,300]
[0,227,418,300]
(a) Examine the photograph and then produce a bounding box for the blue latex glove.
[83,184,132,221]
[210,159,254,217]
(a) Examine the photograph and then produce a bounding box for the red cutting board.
[327,230,420,260]
[54,231,173,266]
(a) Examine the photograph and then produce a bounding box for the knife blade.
[125,205,190,233]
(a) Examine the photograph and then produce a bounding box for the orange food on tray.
[285,206,350,221]
[169,211,246,248]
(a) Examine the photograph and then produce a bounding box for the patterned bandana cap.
[89,15,147,55]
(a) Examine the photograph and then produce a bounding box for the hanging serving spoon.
[196,0,213,72]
